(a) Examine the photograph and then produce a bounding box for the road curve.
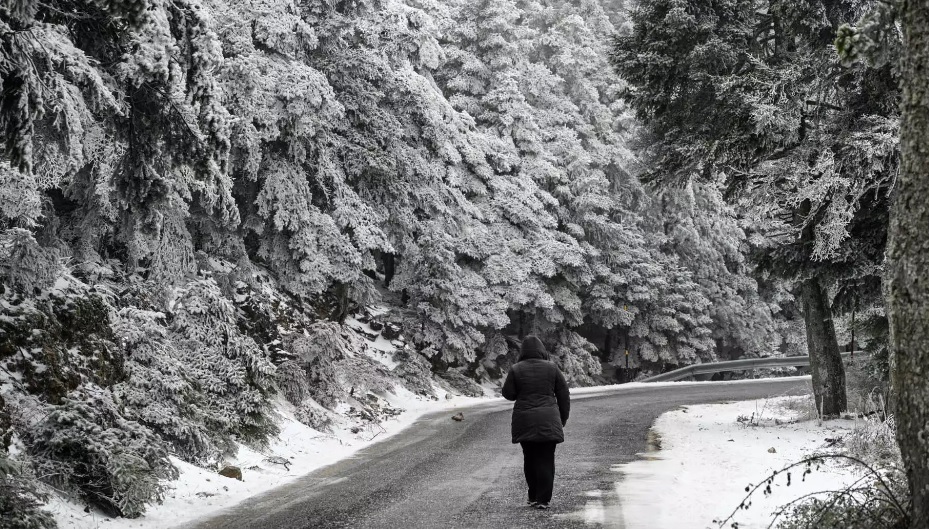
[193,378,810,529]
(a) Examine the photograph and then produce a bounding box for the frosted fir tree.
[531,0,718,370]
[212,0,393,308]
[290,0,521,362]
[438,0,592,326]
[657,182,781,359]
[0,0,239,290]
[168,279,278,444]
[613,0,898,410]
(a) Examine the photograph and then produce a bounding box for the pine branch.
[805,99,846,112]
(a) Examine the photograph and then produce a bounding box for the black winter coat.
[502,340,571,444]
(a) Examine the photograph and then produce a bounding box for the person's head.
[519,335,549,361]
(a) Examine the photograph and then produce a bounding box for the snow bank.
[614,396,863,529]
[45,387,490,529]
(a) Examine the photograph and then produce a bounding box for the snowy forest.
[3,0,927,526]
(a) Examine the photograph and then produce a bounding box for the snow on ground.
[45,387,492,529]
[614,395,863,529]
[41,361,820,530]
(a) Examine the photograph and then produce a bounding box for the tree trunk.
[604,328,613,360]
[800,279,847,417]
[383,252,396,287]
[888,2,929,524]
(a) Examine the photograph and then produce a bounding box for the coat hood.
[519,335,549,361]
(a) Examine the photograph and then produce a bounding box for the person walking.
[502,335,570,510]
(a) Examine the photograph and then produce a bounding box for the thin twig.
[718,453,907,529]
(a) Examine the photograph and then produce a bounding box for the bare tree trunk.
[383,252,396,287]
[604,328,613,360]
[888,1,929,524]
[800,279,847,417]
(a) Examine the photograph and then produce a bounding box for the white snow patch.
[51,277,70,292]
[582,491,606,526]
[44,388,490,529]
[344,316,377,337]
[366,335,399,369]
[615,395,863,529]
[366,305,390,318]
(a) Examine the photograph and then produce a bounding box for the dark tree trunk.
[888,2,929,524]
[604,328,613,360]
[331,282,350,323]
[800,279,847,417]
[850,297,856,357]
[383,252,396,287]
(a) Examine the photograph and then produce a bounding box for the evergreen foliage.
[612,0,899,412]
[29,384,178,518]
[612,0,898,308]
[0,453,55,529]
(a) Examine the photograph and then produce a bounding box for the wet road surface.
[194,378,810,528]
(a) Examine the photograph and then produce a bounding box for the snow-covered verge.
[615,396,869,529]
[0,262,508,528]
[15,279,501,529]
[44,387,491,529]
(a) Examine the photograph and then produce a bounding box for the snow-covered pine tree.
[657,181,781,359]
[613,0,898,408]
[436,0,597,370]
[213,0,389,307]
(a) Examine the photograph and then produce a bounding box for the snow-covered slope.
[46,388,491,529]
[35,300,497,528]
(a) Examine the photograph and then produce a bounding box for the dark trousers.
[520,441,557,504]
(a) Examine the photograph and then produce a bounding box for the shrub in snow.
[285,321,405,427]
[347,393,404,424]
[232,278,315,366]
[28,385,177,518]
[0,279,122,404]
[294,402,335,433]
[391,349,437,398]
[773,465,909,528]
[722,452,909,529]
[436,368,484,398]
[733,414,909,529]
[276,360,311,406]
[289,322,396,409]
[169,279,279,446]
[169,279,277,445]
[341,354,395,397]
[0,229,60,295]
[0,395,54,529]
[0,454,55,529]
[112,308,234,463]
[289,323,352,409]
[548,330,602,386]
[844,415,902,474]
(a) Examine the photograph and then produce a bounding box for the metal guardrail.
[640,352,868,383]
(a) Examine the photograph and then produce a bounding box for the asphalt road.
[194,378,810,529]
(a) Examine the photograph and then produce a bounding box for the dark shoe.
[536,503,550,510]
